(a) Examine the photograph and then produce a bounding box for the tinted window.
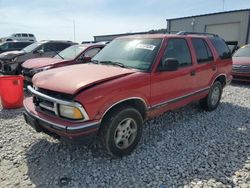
[54,43,72,51]
[17,34,22,37]
[162,38,192,67]
[192,38,213,63]
[210,38,231,59]
[43,43,57,52]
[13,42,32,49]
[28,34,34,37]
[84,48,102,58]
[22,34,28,37]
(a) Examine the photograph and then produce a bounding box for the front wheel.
[100,105,143,158]
[200,81,223,111]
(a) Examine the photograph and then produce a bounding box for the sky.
[0,0,250,42]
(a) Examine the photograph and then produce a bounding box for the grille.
[232,65,250,73]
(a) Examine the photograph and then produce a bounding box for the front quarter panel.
[75,72,151,121]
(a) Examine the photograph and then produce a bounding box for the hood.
[232,57,250,66]
[22,57,67,69]
[0,50,26,60]
[33,64,136,94]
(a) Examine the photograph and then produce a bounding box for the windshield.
[92,38,162,70]
[233,46,250,57]
[22,42,41,53]
[54,45,86,60]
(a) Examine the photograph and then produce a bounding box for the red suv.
[22,44,105,86]
[23,33,232,157]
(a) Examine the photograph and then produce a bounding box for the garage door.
[205,22,240,42]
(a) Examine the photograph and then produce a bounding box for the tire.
[100,105,143,158]
[200,81,223,111]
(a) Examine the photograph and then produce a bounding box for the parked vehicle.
[0,41,33,54]
[23,33,232,157]
[232,45,250,82]
[0,40,74,75]
[22,43,105,86]
[0,33,36,42]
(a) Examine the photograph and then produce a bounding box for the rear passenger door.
[191,38,216,90]
[150,38,196,108]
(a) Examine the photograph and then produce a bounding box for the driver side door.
[150,38,196,111]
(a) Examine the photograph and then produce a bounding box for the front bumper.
[232,72,250,82]
[23,97,100,144]
[0,60,19,75]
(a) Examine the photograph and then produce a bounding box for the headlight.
[59,104,84,120]
[30,66,51,75]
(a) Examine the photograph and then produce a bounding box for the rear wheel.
[100,105,143,158]
[200,81,223,111]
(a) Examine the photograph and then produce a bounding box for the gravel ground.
[0,83,250,188]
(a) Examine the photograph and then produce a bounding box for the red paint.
[0,75,24,109]
[232,56,250,82]
[24,34,232,140]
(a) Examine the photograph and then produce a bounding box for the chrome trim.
[151,87,210,109]
[24,101,100,132]
[101,97,149,119]
[27,85,90,121]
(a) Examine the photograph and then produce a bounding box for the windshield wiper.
[47,47,64,59]
[98,61,127,68]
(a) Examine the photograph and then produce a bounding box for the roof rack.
[177,31,219,37]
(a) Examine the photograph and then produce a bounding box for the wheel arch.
[213,74,226,87]
[101,97,148,122]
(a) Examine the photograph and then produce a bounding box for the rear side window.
[162,38,192,67]
[22,34,28,37]
[54,43,72,51]
[29,34,34,37]
[192,38,213,63]
[210,38,231,59]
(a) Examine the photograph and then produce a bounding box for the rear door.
[150,38,196,108]
[191,38,216,90]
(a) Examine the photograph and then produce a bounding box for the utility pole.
[73,20,76,42]
[222,0,225,11]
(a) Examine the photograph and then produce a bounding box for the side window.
[162,38,192,67]
[192,38,213,63]
[54,43,71,51]
[41,43,56,52]
[84,48,102,58]
[22,34,28,37]
[210,38,231,59]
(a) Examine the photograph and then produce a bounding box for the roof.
[117,33,211,39]
[166,8,250,21]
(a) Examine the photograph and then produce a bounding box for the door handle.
[190,70,196,76]
[212,66,216,71]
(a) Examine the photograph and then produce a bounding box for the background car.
[0,41,33,54]
[0,33,37,42]
[232,45,250,82]
[22,43,105,86]
[0,40,75,75]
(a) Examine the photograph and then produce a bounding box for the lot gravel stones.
[0,83,249,188]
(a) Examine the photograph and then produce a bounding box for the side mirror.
[159,58,179,71]
[35,49,44,55]
[78,56,91,62]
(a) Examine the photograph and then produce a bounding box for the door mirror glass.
[159,58,179,71]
